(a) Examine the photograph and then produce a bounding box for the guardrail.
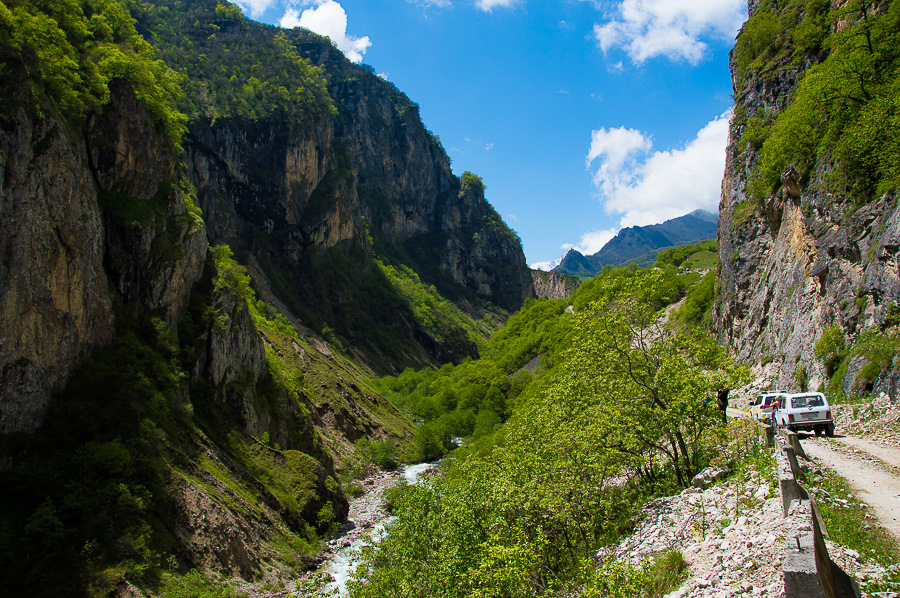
[766,425,859,598]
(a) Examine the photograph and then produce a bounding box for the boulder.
[691,466,729,489]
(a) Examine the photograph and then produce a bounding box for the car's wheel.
[826,424,835,437]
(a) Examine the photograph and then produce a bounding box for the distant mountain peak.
[553,210,718,277]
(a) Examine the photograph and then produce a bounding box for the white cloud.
[236,0,276,17]
[485,142,494,151]
[593,0,746,64]
[586,110,731,228]
[530,259,559,271]
[476,0,517,12]
[280,1,372,63]
[586,127,653,182]
[409,0,452,6]
[575,228,619,255]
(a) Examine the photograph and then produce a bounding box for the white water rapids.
[324,461,438,595]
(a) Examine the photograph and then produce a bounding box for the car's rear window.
[791,395,825,408]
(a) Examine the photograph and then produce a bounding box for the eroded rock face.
[191,273,267,430]
[530,270,580,300]
[183,44,531,360]
[90,81,207,328]
[0,108,114,433]
[0,81,207,434]
[714,3,900,394]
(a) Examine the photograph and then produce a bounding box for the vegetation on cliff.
[734,0,900,205]
[128,0,334,122]
[0,247,370,596]
[0,0,186,147]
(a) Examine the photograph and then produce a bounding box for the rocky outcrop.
[714,1,900,393]
[192,271,267,424]
[90,81,207,327]
[530,269,580,300]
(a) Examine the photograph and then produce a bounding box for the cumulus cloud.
[280,1,372,63]
[586,126,652,187]
[530,259,559,272]
[476,0,517,12]
[586,110,731,228]
[574,228,619,255]
[593,0,746,64]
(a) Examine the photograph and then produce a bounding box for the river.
[323,461,439,595]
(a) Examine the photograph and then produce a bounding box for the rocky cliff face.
[0,77,361,593]
[715,0,900,397]
[0,104,114,434]
[530,270,581,300]
[0,80,210,434]
[179,33,530,374]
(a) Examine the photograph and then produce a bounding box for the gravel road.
[802,435,900,542]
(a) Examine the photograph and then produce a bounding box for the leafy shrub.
[815,325,846,377]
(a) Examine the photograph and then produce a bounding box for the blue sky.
[234,0,748,269]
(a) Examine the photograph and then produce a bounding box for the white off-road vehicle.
[774,392,835,436]
[747,390,788,421]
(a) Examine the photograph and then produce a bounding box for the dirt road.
[802,435,900,542]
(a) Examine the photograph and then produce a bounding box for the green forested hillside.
[127,0,335,122]
[372,241,724,461]
[0,0,185,144]
[349,244,750,596]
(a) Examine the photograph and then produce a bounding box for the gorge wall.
[145,3,534,373]
[0,0,536,592]
[715,0,900,398]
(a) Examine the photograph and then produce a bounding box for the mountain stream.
[323,461,438,595]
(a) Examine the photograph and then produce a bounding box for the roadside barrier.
[767,425,860,598]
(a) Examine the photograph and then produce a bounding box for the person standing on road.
[770,396,781,431]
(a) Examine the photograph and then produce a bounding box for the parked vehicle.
[774,392,835,436]
[747,391,788,421]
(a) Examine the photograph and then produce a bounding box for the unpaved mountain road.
[802,435,900,542]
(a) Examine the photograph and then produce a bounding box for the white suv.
[774,392,835,436]
[748,391,788,421]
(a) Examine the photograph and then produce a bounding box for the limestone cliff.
[530,270,581,300]
[0,102,115,434]
[0,73,359,595]
[715,0,900,398]
[137,4,532,372]
[0,80,208,434]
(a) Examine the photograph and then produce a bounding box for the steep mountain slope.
[132,0,532,373]
[555,210,719,277]
[714,0,900,397]
[0,0,532,594]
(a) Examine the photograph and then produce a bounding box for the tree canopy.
[0,0,186,147]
